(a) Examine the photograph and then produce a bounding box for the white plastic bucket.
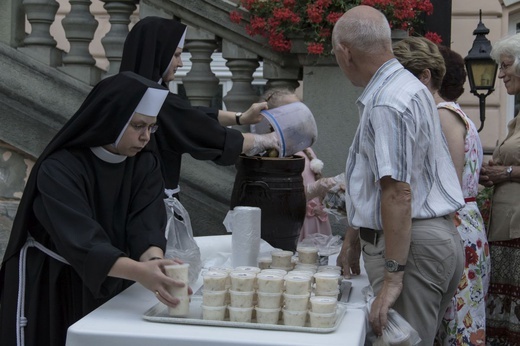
[253,102,317,157]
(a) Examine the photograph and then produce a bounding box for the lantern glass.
[466,59,498,90]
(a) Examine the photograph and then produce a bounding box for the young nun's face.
[107,112,158,157]
[163,47,184,83]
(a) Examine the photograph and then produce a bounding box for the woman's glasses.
[130,122,158,134]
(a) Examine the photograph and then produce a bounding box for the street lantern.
[464,10,498,132]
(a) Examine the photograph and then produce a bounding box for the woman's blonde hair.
[393,36,446,91]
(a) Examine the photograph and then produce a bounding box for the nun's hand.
[240,102,268,125]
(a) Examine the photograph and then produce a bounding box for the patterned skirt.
[486,237,520,346]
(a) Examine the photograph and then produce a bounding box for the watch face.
[385,260,403,272]
[385,260,397,271]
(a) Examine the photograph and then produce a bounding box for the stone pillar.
[0,142,34,263]
[59,0,102,85]
[0,0,25,47]
[20,0,62,66]
[262,59,301,91]
[101,0,136,76]
[182,27,220,107]
[221,40,259,114]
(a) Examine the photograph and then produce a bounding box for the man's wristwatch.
[385,259,405,272]
[507,165,513,182]
[235,112,243,125]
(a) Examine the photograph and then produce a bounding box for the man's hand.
[369,272,404,336]
[336,227,361,278]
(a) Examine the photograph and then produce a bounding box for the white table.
[66,235,369,346]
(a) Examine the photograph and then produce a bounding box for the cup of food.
[164,263,190,317]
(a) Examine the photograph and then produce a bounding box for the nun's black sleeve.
[155,94,243,163]
[152,93,244,189]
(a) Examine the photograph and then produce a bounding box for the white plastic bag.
[164,196,202,285]
[363,287,422,346]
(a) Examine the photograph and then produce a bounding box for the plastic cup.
[294,263,318,273]
[309,311,336,328]
[309,296,337,313]
[255,307,281,325]
[201,304,226,321]
[256,291,283,309]
[314,289,340,299]
[235,266,262,274]
[313,272,341,293]
[288,270,315,285]
[283,292,310,311]
[202,290,227,307]
[164,263,190,317]
[229,290,255,308]
[271,250,293,268]
[282,308,307,327]
[256,273,284,293]
[202,271,228,291]
[229,271,256,292]
[297,246,318,264]
[318,265,342,273]
[261,269,288,277]
[228,306,254,323]
[257,257,272,270]
[284,274,312,295]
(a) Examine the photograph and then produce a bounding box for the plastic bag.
[363,286,421,346]
[298,233,342,256]
[323,173,348,224]
[164,196,202,285]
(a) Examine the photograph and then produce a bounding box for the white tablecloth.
[66,235,369,346]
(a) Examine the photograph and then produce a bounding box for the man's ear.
[336,43,352,65]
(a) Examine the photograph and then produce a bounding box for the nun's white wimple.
[114,87,169,146]
[160,28,188,81]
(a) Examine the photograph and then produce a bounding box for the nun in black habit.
[0,71,191,346]
[119,16,279,195]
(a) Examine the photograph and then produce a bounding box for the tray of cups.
[142,295,347,334]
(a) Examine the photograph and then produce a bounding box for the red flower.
[465,246,479,266]
[307,42,324,55]
[232,0,434,55]
[467,270,476,280]
[230,11,243,24]
[425,31,443,44]
[360,0,434,30]
[326,12,343,25]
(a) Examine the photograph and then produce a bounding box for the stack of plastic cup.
[255,272,284,324]
[282,273,312,326]
[201,270,228,321]
[228,271,256,323]
[313,272,341,298]
[309,296,337,328]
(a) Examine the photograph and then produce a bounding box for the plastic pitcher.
[252,102,318,157]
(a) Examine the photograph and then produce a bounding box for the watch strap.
[235,112,243,125]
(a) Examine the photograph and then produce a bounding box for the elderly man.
[332,6,464,345]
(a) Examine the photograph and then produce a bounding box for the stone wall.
[0,141,34,262]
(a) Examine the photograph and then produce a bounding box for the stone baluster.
[59,0,101,85]
[182,27,219,107]
[20,0,61,66]
[101,0,136,76]
[1,0,25,47]
[221,40,260,117]
[262,59,301,91]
